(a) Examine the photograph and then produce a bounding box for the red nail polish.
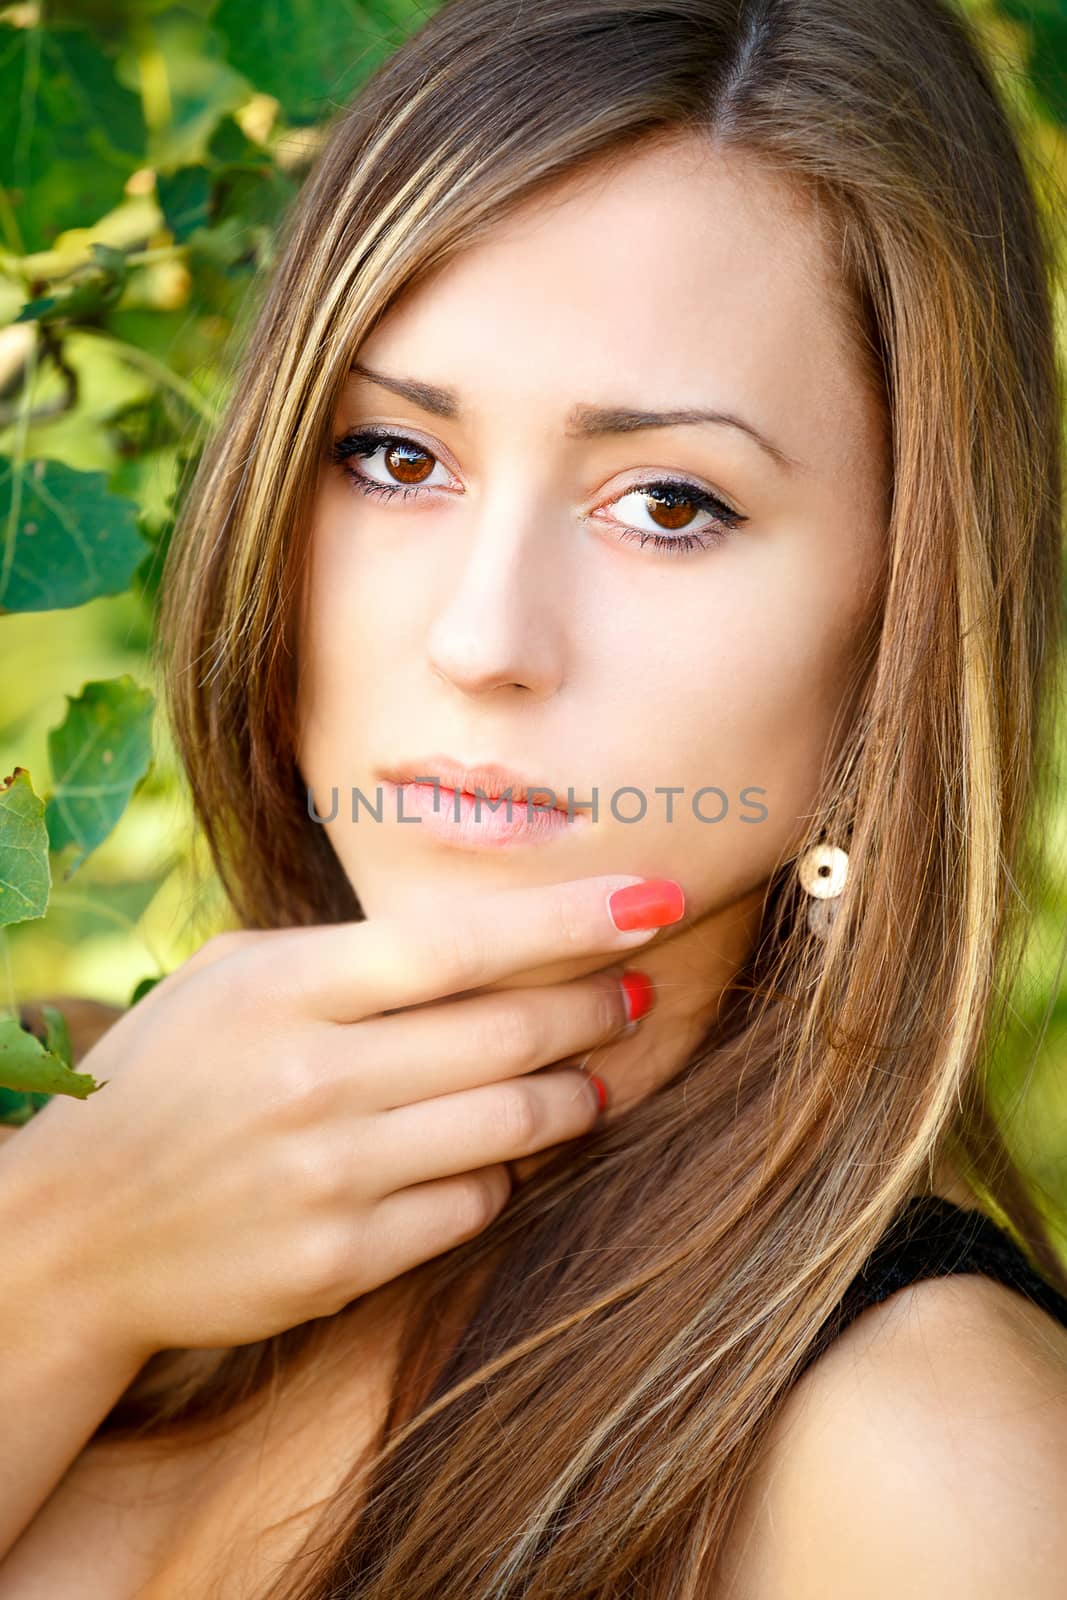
[608,879,685,931]
[620,970,654,1022]
[588,1073,608,1112]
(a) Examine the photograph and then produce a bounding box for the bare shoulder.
[719,1271,1067,1599]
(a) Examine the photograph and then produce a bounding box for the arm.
[0,1151,150,1560]
[0,998,145,1559]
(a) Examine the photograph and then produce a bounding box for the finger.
[370,1066,602,1192]
[338,966,635,1110]
[360,1164,514,1278]
[274,874,684,1022]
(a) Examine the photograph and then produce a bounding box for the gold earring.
[797,842,849,939]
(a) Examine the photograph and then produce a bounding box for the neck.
[507,882,766,1189]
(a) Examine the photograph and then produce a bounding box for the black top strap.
[802,1194,1067,1376]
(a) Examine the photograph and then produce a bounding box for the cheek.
[732,556,876,826]
[296,501,378,782]
[596,536,876,848]
[299,498,398,704]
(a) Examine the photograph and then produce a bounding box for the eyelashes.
[327,426,748,556]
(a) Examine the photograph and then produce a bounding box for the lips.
[377,752,576,812]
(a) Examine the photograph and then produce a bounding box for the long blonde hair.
[108,0,1067,1592]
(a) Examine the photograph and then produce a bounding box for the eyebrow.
[348,360,803,473]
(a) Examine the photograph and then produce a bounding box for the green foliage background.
[0,0,1065,1234]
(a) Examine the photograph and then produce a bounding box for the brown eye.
[329,430,453,499]
[641,487,701,531]
[588,477,746,557]
[383,441,436,484]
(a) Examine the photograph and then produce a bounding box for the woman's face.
[297,131,888,1008]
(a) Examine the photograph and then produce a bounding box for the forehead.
[356,133,876,465]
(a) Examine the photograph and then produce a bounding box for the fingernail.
[619,970,654,1023]
[588,1073,608,1113]
[608,879,685,931]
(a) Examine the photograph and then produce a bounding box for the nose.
[426,499,566,698]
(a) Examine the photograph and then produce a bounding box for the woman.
[2,0,1066,1594]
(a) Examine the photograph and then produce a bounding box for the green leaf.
[0,766,50,927]
[126,442,194,605]
[14,242,128,325]
[156,164,212,240]
[114,13,251,172]
[211,0,420,125]
[129,973,162,1005]
[40,1002,72,1067]
[132,505,176,607]
[1026,16,1067,124]
[994,2,1067,123]
[0,1014,105,1103]
[206,111,268,166]
[170,157,296,275]
[46,1,208,26]
[0,458,151,612]
[185,212,261,270]
[995,0,1067,26]
[44,675,155,877]
[0,22,147,255]
[0,1088,49,1126]
[212,161,297,231]
[17,873,165,947]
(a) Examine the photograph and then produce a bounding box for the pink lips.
[378,753,576,810]
[376,754,586,850]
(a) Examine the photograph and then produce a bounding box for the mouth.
[374,753,588,851]
[376,752,579,813]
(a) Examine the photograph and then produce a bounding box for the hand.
[0,874,676,1360]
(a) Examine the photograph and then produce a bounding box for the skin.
[718,1269,1067,1598]
[296,129,891,1178]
